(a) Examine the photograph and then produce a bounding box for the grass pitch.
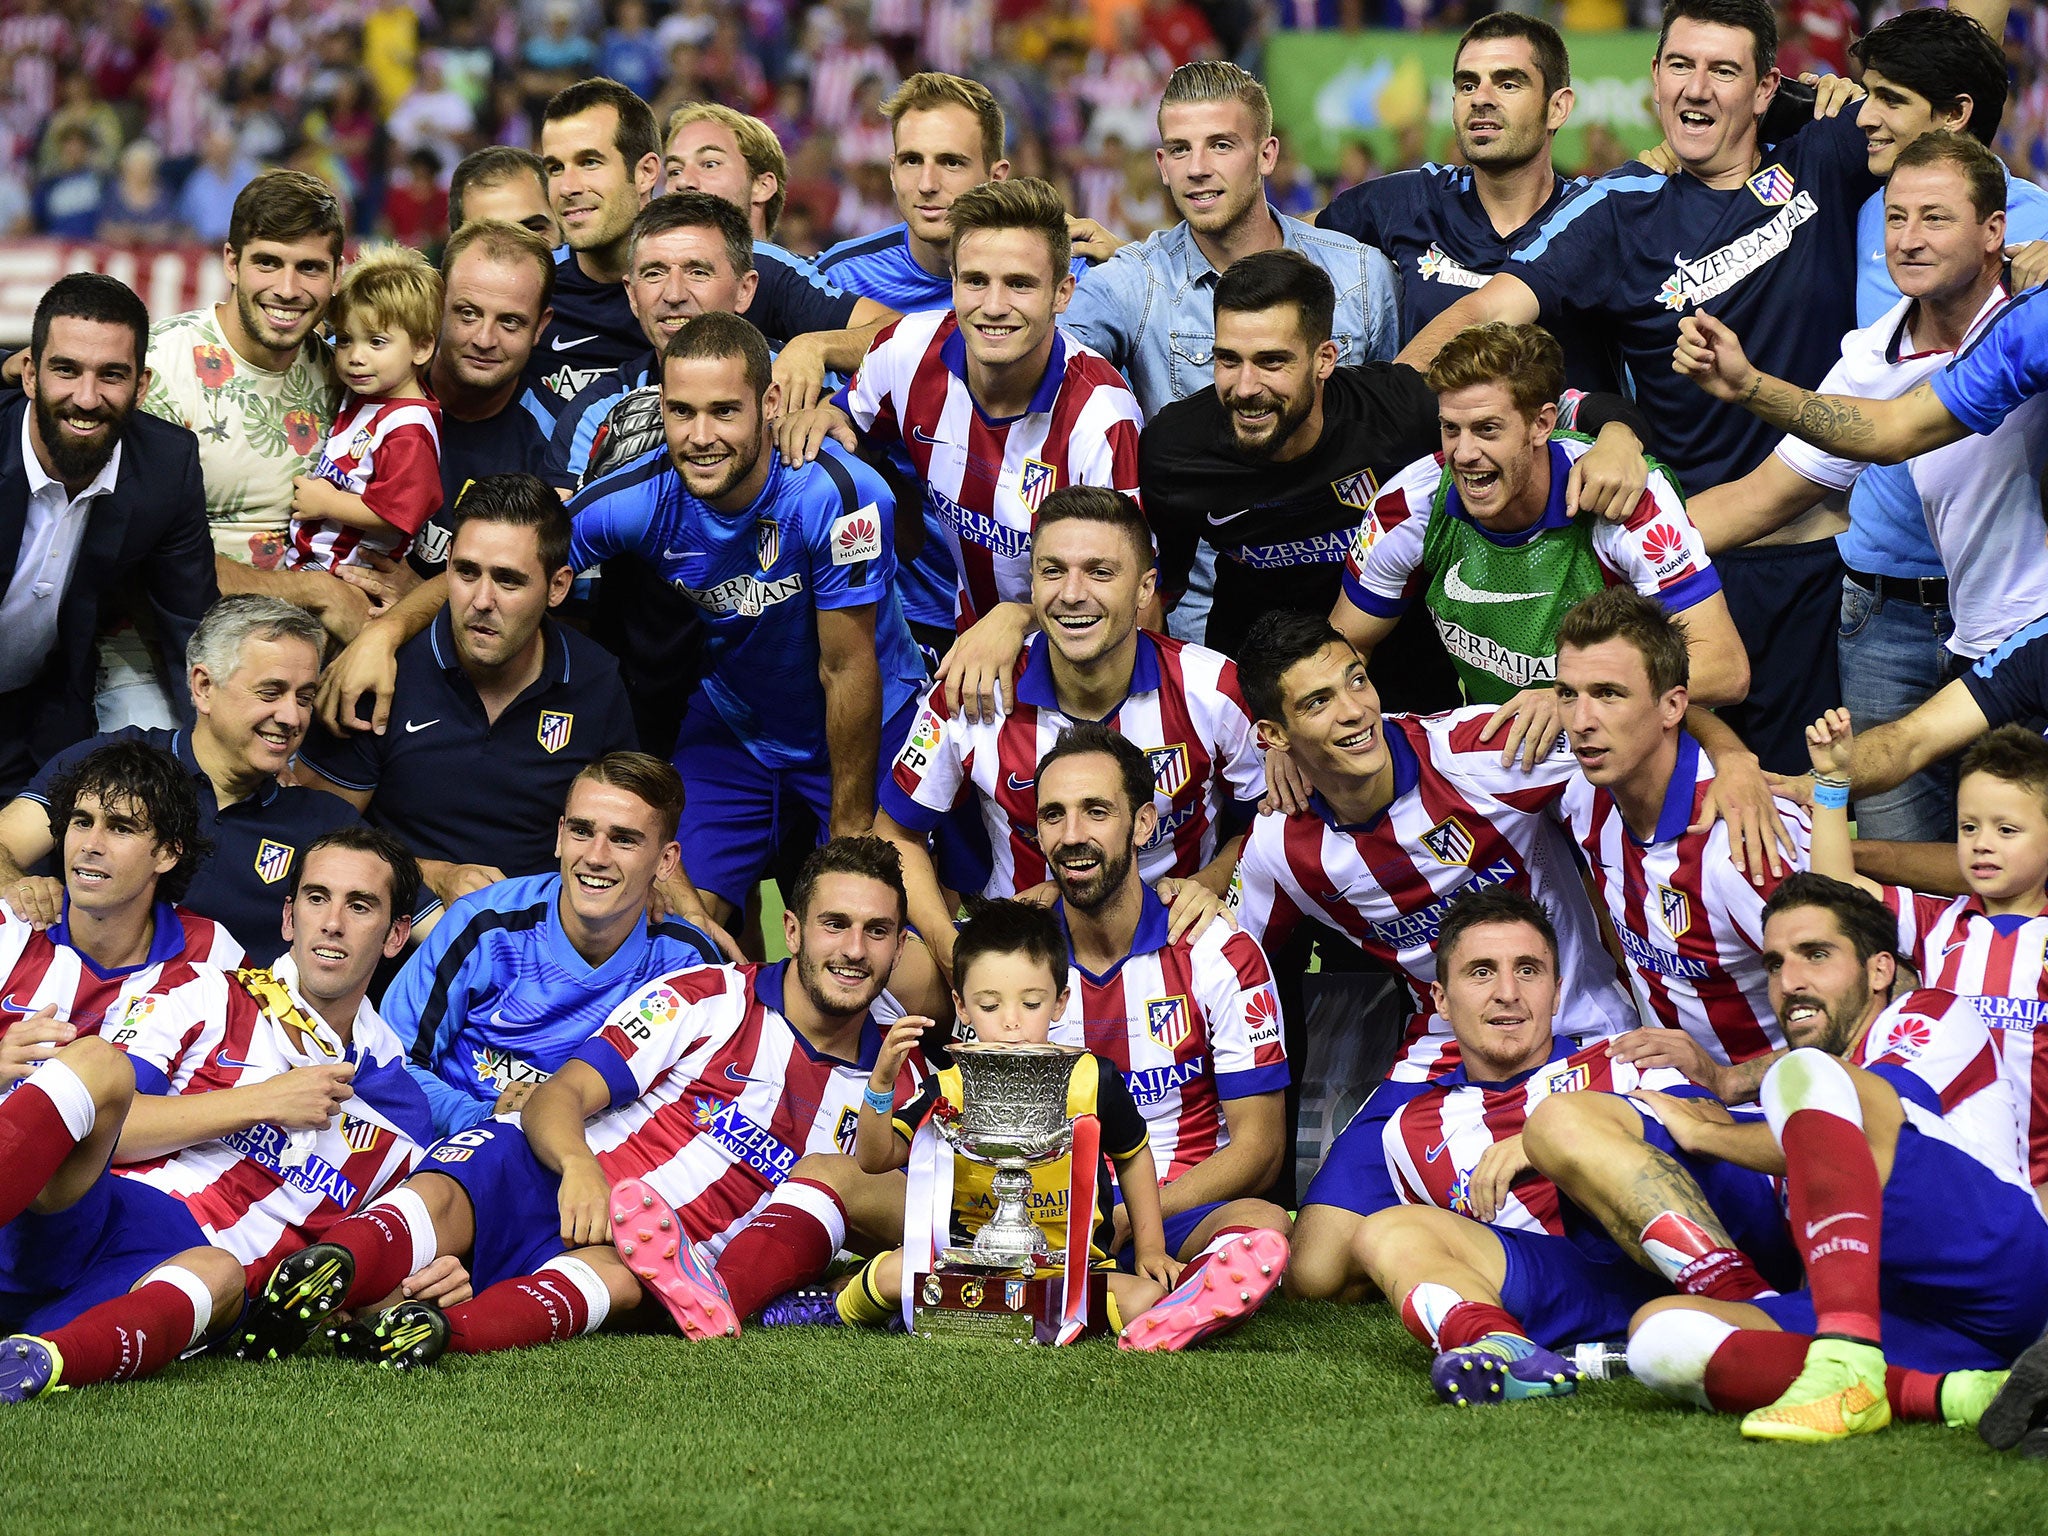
[3,1302,2041,1536]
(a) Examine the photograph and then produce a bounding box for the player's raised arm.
[1682,455,1830,555]
[875,808,962,980]
[521,1059,616,1246]
[1676,312,1970,465]
[816,604,884,838]
[1393,272,1541,371]
[857,1016,930,1174]
[1849,677,1993,798]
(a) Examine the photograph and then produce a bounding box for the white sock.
[1628,1308,1739,1409]
[138,1263,216,1348]
[380,1186,441,1273]
[1760,1048,1863,1142]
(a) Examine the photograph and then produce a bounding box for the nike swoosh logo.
[550,334,599,352]
[660,549,706,560]
[0,992,43,1014]
[1443,558,1543,606]
[724,1062,769,1088]
[489,1008,513,1028]
[1804,1211,1864,1239]
[1005,773,1035,792]
[214,1049,266,1071]
[1423,1140,1448,1163]
[909,426,943,445]
[405,719,440,734]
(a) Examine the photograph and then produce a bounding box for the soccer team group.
[6,0,2048,1458]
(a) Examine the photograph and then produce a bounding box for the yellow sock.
[1104,1287,1124,1333]
[835,1254,896,1327]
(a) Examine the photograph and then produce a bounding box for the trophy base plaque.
[911,1264,1109,1345]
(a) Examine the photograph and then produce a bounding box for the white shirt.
[0,409,121,693]
[1774,287,2048,658]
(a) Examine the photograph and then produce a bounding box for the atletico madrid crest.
[537,710,574,754]
[1418,816,1474,867]
[1147,995,1192,1050]
[1147,743,1190,798]
[1018,458,1057,514]
[756,518,780,569]
[1747,163,1795,206]
[254,838,295,885]
[340,1114,382,1152]
[1658,884,1692,938]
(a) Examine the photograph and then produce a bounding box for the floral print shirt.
[142,306,341,568]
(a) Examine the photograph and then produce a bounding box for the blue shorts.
[0,1173,205,1335]
[1114,1197,1228,1267]
[675,691,921,908]
[418,1121,568,1292]
[1496,1226,1669,1348]
[1300,1079,1430,1217]
[1753,1123,2048,1372]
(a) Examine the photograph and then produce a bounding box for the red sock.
[1398,1286,1526,1351]
[0,1080,83,1227]
[42,1280,197,1385]
[445,1272,593,1355]
[1173,1225,1260,1290]
[1702,1329,1944,1419]
[714,1179,847,1320]
[1782,1107,1883,1342]
[1638,1212,1774,1302]
[323,1205,421,1310]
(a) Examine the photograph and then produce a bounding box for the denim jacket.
[1058,205,1400,417]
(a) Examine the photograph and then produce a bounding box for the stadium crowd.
[5,0,2048,1459]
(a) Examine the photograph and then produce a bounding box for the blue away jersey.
[1508,112,1877,494]
[1318,163,1613,391]
[379,871,722,1135]
[566,438,927,770]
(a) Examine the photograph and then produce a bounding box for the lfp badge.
[537,711,574,754]
[254,838,295,885]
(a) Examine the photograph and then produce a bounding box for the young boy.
[1807,712,2048,1198]
[285,244,444,573]
[841,901,1285,1349]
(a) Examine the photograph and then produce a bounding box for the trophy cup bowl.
[935,1041,1081,1268]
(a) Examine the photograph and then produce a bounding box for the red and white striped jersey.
[1560,732,1807,1067]
[1384,1039,1690,1234]
[880,630,1265,893]
[104,955,430,1278]
[840,309,1143,627]
[0,904,243,1050]
[1848,987,2024,1187]
[1046,888,1288,1182]
[569,960,929,1260]
[1880,887,2048,1184]
[1227,708,1638,1080]
[285,391,443,572]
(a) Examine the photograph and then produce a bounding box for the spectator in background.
[601,0,667,103]
[388,53,477,178]
[319,71,383,216]
[97,141,187,247]
[38,71,121,179]
[177,125,263,247]
[523,0,600,97]
[384,147,452,252]
[32,127,101,240]
[145,10,224,188]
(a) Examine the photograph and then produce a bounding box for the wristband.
[863,1083,894,1115]
[1812,779,1851,810]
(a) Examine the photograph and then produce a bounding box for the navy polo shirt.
[21,726,438,964]
[296,610,637,876]
[407,394,560,578]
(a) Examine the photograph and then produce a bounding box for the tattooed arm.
[1673,312,1971,465]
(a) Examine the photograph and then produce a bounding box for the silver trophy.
[935,1041,1083,1270]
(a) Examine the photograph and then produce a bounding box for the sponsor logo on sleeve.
[1640,522,1695,580]
[831,505,884,565]
[1245,987,1281,1047]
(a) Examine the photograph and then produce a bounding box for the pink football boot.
[610,1178,740,1339]
[1118,1229,1289,1352]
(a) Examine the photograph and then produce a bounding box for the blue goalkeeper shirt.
[566,438,926,771]
[380,872,721,1134]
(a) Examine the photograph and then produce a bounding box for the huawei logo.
[1641,524,1686,563]
[837,515,877,554]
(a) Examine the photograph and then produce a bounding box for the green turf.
[4,1303,2041,1536]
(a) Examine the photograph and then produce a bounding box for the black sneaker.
[229,1243,355,1361]
[330,1301,449,1371]
[1980,1330,2048,1451]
